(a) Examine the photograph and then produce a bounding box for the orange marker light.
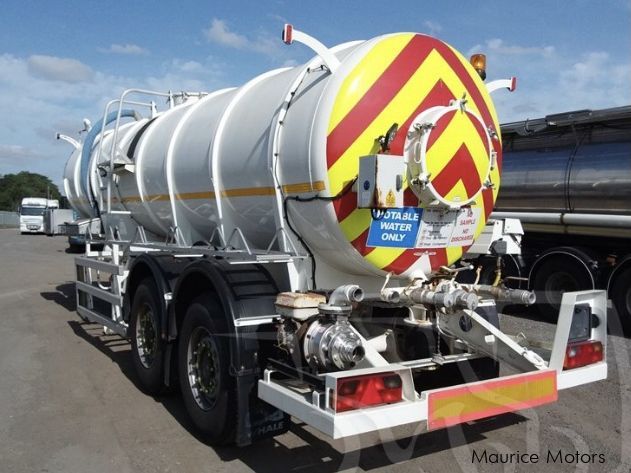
[470,54,487,80]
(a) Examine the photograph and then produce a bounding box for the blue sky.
[0,0,629,190]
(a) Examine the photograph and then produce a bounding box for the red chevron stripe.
[430,41,503,173]
[350,228,370,254]
[431,42,496,134]
[431,143,482,199]
[482,187,494,219]
[389,80,454,154]
[425,109,457,150]
[403,189,418,206]
[333,80,454,223]
[327,35,436,169]
[383,248,448,274]
[469,113,491,156]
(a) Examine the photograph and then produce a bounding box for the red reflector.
[282,24,293,44]
[564,341,603,370]
[333,373,403,412]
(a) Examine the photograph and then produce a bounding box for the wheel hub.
[136,303,157,368]
[187,327,220,410]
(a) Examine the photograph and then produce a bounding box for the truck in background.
[44,208,76,236]
[19,197,59,233]
[465,106,631,333]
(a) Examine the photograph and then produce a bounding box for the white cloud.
[0,52,227,189]
[558,51,630,108]
[27,55,94,83]
[99,43,149,55]
[205,18,250,49]
[469,39,555,58]
[423,20,442,36]
[281,58,298,67]
[0,144,40,161]
[203,18,283,57]
[475,38,631,123]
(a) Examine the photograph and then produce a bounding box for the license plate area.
[427,369,557,430]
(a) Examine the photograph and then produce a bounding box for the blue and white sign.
[366,207,423,248]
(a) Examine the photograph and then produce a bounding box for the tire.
[610,266,631,335]
[178,294,236,444]
[68,244,84,253]
[532,256,594,322]
[130,278,165,394]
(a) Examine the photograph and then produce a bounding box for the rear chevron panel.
[326,34,502,276]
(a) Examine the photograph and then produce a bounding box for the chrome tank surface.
[496,107,631,216]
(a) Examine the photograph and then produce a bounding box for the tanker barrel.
[62,29,505,283]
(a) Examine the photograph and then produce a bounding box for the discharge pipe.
[471,285,536,305]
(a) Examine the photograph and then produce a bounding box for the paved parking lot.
[1,228,630,472]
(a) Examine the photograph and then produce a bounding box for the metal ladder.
[75,239,128,337]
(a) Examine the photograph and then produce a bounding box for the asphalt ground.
[1,228,630,473]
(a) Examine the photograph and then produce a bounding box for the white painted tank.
[65,30,504,282]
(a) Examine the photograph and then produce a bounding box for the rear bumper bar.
[258,361,607,439]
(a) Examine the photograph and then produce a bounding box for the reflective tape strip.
[117,180,326,204]
[427,370,557,430]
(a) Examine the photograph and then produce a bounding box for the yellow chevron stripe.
[331,39,502,271]
[447,44,501,142]
[327,34,413,134]
[446,245,463,264]
[335,52,475,269]
[329,50,463,195]
[364,246,409,268]
[341,208,371,242]
[426,113,490,182]
[444,180,469,203]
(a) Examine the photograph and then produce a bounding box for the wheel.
[68,243,84,253]
[532,255,594,321]
[178,294,236,444]
[610,266,631,335]
[130,278,165,394]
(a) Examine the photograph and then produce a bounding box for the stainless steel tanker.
[495,106,631,231]
[482,106,631,331]
[56,25,608,447]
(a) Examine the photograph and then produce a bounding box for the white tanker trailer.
[58,25,607,446]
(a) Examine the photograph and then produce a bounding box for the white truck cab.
[19,197,58,233]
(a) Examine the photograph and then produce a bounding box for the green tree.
[0,172,62,211]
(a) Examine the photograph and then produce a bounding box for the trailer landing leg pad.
[427,369,557,430]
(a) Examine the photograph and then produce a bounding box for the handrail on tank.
[106,89,176,214]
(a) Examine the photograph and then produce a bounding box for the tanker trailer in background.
[485,106,631,332]
[56,24,607,446]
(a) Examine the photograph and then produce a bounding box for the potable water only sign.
[366,207,423,248]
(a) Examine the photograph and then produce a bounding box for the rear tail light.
[332,372,403,412]
[564,340,603,370]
